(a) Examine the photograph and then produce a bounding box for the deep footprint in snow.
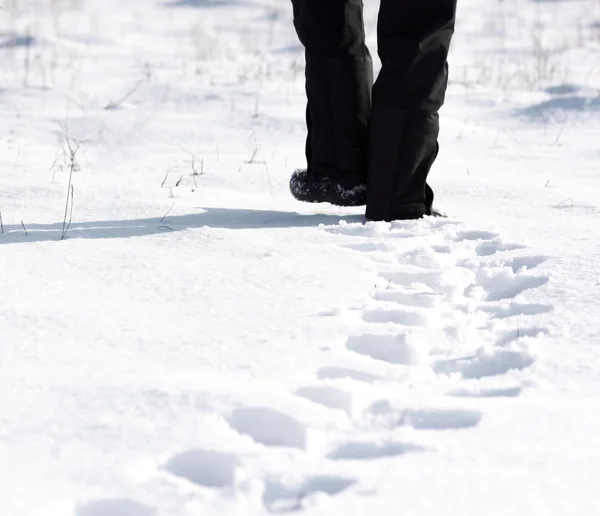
[295,385,354,416]
[227,407,306,450]
[507,255,549,272]
[481,273,549,301]
[476,240,526,256]
[77,499,155,516]
[368,401,482,430]
[362,309,427,326]
[347,334,423,365]
[482,301,554,319]
[317,366,381,383]
[454,230,499,242]
[164,449,238,488]
[434,349,535,379]
[399,408,483,430]
[324,223,413,239]
[263,475,356,512]
[449,386,523,398]
[341,242,398,254]
[374,289,443,309]
[496,327,549,346]
[328,440,425,460]
[380,269,443,287]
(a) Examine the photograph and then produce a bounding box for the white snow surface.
[1,0,600,514]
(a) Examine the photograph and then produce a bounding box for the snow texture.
[1,0,600,515]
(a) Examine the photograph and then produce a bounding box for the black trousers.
[292,0,457,220]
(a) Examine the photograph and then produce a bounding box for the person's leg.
[290,0,373,206]
[366,0,457,221]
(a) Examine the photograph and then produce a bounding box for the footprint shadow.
[496,327,549,346]
[77,499,154,516]
[227,407,306,450]
[317,366,381,383]
[434,349,535,379]
[328,440,425,460]
[263,476,356,513]
[164,449,238,488]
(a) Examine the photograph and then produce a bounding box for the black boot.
[290,169,366,206]
[290,0,372,205]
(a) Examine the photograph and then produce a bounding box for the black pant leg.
[366,0,457,221]
[292,0,373,179]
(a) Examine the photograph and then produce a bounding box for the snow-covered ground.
[1,0,600,514]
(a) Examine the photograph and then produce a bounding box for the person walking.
[289,0,457,221]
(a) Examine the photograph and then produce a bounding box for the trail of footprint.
[77,499,155,516]
[434,349,535,379]
[327,440,425,460]
[164,449,238,488]
[227,407,306,450]
[263,475,356,513]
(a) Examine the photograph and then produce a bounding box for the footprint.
[380,269,442,287]
[476,241,526,256]
[496,327,549,346]
[341,242,396,254]
[507,256,549,272]
[317,367,381,383]
[324,223,402,238]
[434,349,535,379]
[482,302,553,319]
[347,334,423,365]
[362,309,427,326]
[77,500,154,516]
[480,272,549,301]
[164,449,238,488]
[399,408,482,430]
[455,230,499,241]
[295,385,354,416]
[422,218,462,229]
[227,407,306,450]
[328,440,424,460]
[264,476,356,512]
[368,401,482,430]
[400,248,452,269]
[374,289,443,308]
[449,386,523,398]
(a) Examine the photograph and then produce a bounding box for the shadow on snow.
[517,94,600,122]
[0,207,364,244]
[0,34,37,49]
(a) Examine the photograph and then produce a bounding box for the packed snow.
[1,0,600,515]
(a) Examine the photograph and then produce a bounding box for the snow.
[1,0,600,515]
